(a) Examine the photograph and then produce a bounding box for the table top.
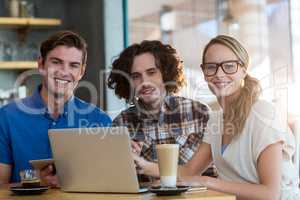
[0,186,235,200]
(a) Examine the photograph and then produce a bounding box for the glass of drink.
[19,169,41,188]
[156,144,179,188]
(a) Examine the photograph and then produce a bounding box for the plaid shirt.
[113,96,209,164]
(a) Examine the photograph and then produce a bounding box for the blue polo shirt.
[0,86,112,183]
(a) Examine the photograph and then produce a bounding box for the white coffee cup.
[156,144,179,188]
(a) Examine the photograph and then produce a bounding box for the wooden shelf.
[0,17,61,28]
[0,61,37,69]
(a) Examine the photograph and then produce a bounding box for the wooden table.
[0,186,235,200]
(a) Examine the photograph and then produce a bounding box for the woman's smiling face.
[202,43,247,98]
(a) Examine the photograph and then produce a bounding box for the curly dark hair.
[107,40,185,102]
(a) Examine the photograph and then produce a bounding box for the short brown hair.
[40,30,87,65]
[107,40,185,102]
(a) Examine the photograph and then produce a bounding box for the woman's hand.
[178,175,210,187]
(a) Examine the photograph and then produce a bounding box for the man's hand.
[0,163,11,184]
[132,153,160,177]
[132,153,148,174]
[131,140,143,155]
[39,164,59,188]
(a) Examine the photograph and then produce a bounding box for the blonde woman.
[133,35,299,200]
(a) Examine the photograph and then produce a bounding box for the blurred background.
[127,0,297,119]
[125,0,300,173]
[0,0,299,165]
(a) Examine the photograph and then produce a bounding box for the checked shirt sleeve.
[175,101,210,164]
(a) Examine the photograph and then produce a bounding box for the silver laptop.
[48,127,148,193]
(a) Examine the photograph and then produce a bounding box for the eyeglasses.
[201,60,243,76]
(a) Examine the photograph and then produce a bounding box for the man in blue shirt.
[0,31,111,184]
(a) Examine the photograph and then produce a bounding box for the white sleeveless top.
[203,100,300,200]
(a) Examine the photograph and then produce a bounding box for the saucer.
[10,186,49,195]
[149,185,190,196]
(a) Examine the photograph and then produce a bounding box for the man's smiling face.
[38,45,85,100]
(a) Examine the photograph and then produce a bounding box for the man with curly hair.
[108,40,211,178]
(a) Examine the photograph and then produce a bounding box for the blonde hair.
[202,35,261,135]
